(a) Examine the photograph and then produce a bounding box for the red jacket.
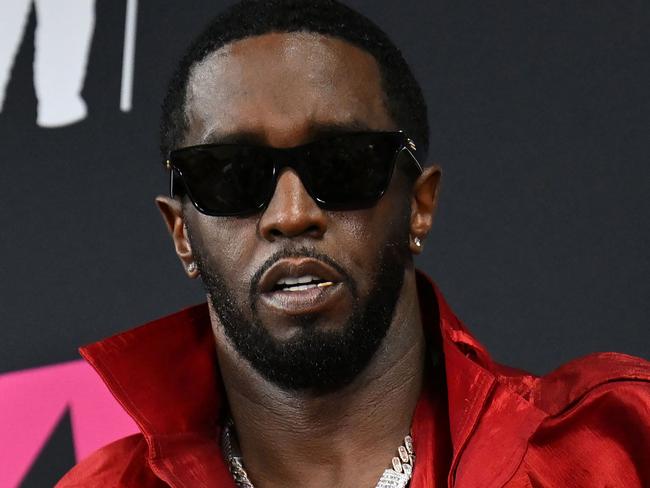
[57,273,650,487]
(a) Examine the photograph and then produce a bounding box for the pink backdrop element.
[0,359,138,488]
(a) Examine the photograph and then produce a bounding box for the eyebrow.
[199,120,376,146]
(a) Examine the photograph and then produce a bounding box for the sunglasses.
[165,131,423,216]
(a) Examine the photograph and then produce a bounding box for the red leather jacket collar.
[80,301,230,486]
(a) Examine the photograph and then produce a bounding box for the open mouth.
[257,258,347,316]
[273,275,336,292]
[258,258,344,295]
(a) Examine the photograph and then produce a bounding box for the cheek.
[338,178,411,247]
[328,212,368,251]
[190,212,259,278]
[327,198,410,277]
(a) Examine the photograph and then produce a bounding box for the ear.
[155,195,199,278]
[409,165,442,254]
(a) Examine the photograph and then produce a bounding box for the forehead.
[183,32,395,146]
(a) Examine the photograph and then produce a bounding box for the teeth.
[298,275,317,284]
[277,275,321,286]
[285,283,318,292]
[277,281,336,292]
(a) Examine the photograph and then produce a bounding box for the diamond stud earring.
[413,237,422,248]
[187,262,197,273]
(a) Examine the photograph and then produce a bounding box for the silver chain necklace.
[221,418,415,488]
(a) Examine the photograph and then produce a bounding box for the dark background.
[1,1,648,485]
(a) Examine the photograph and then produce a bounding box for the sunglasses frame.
[164,131,423,217]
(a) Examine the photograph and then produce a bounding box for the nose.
[258,169,327,242]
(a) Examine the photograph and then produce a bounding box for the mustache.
[249,247,357,298]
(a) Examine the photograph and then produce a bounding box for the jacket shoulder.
[533,351,650,414]
[56,434,166,488]
[507,352,650,486]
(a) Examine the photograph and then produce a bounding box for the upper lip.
[258,258,344,294]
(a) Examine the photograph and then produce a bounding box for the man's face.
[160,32,435,392]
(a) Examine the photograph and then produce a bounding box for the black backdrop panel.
[1,1,648,486]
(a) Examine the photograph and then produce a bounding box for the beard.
[192,222,410,394]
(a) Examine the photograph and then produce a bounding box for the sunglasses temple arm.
[169,168,175,197]
[401,147,424,178]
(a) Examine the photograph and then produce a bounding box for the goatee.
[195,236,409,393]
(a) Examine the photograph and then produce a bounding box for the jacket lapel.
[80,304,234,487]
[425,274,547,487]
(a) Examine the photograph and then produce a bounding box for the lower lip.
[259,283,345,316]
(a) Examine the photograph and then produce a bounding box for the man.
[58,1,650,487]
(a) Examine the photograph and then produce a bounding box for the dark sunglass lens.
[304,134,398,208]
[173,146,273,215]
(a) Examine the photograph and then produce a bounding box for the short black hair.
[159,0,429,160]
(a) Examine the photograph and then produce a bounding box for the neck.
[210,271,427,488]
